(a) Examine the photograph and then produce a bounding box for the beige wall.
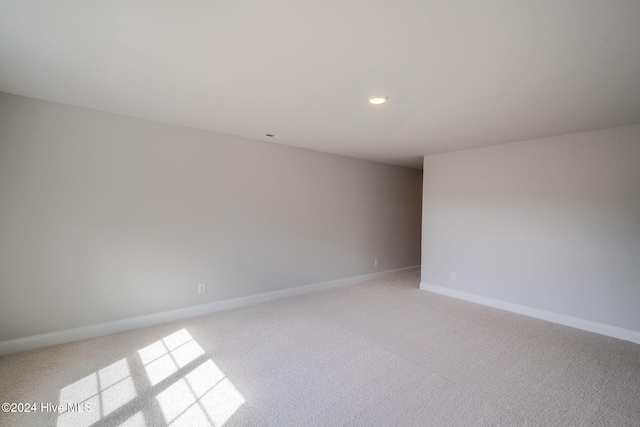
[0,92,422,341]
[421,124,640,332]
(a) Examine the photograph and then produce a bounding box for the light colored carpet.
[1,271,639,427]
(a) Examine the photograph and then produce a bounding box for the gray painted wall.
[421,124,640,332]
[0,92,422,341]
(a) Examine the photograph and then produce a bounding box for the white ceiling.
[2,1,640,169]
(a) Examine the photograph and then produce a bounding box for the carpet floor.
[1,271,639,427]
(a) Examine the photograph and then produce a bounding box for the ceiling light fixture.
[368,95,388,105]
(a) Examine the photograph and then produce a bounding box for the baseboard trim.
[420,283,640,344]
[0,266,420,356]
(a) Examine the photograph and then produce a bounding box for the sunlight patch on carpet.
[138,329,206,385]
[57,358,136,426]
[57,328,244,426]
[140,330,244,426]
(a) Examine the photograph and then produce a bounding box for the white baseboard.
[0,266,420,356]
[420,283,640,345]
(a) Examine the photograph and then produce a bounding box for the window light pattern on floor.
[140,329,245,426]
[57,357,137,426]
[56,329,244,427]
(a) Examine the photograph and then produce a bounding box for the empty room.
[1,1,639,426]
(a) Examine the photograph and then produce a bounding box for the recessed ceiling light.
[369,95,388,105]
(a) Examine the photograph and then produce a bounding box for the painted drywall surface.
[0,92,422,341]
[421,124,640,331]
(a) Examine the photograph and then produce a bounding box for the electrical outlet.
[450,272,456,281]
[198,283,206,294]
[374,258,379,266]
